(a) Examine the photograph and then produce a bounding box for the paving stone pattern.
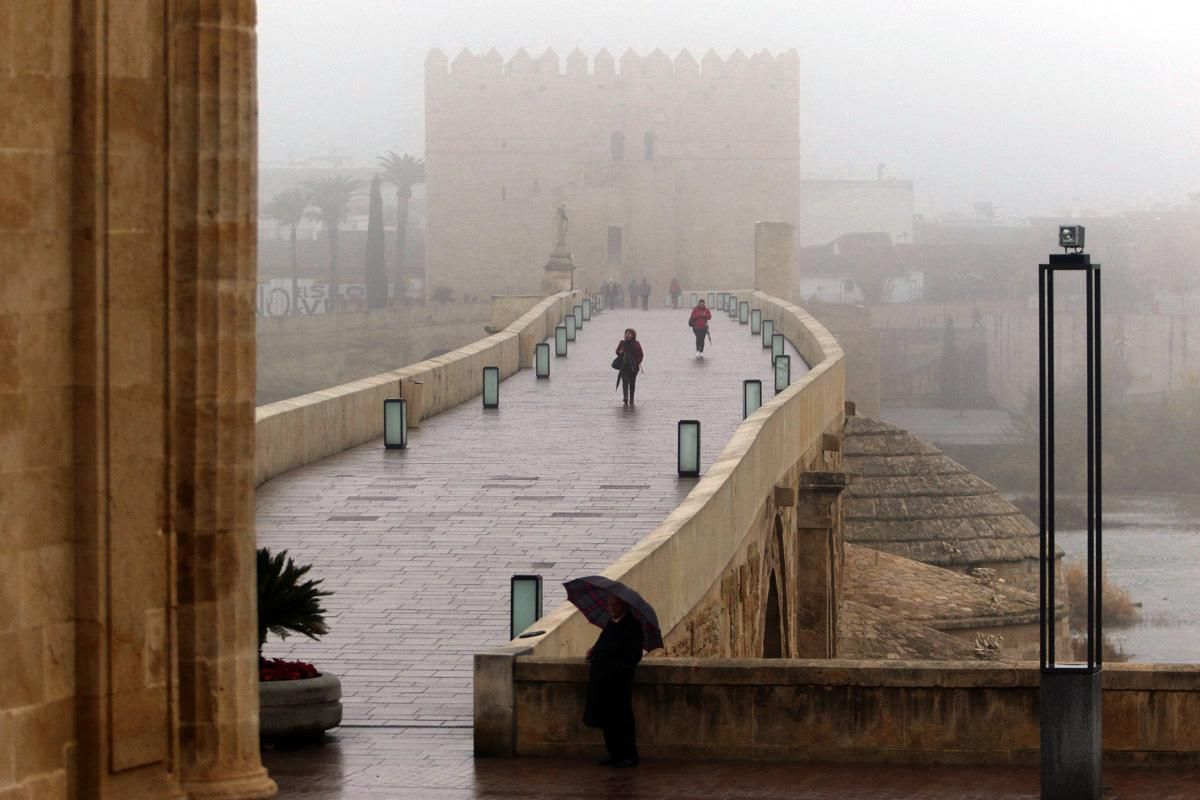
[256,306,804,727]
[264,728,1200,799]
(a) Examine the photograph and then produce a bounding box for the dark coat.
[583,614,644,728]
[615,339,644,378]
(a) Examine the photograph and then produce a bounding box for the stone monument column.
[169,3,276,798]
[543,203,577,294]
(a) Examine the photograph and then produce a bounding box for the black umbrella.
[563,575,663,652]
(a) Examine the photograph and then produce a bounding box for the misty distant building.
[423,47,800,298]
[798,179,914,248]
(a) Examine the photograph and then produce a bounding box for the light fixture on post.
[582,298,592,320]
[707,291,716,308]
[566,313,577,341]
[718,292,728,310]
[1039,228,1103,800]
[750,308,762,335]
[772,332,785,363]
[677,420,701,478]
[510,574,544,640]
[482,366,500,408]
[555,324,568,356]
[774,354,791,394]
[383,398,407,449]
[743,379,762,419]
[739,301,750,324]
[728,298,738,318]
[761,319,774,348]
[535,342,550,379]
[691,292,698,306]
[573,304,584,329]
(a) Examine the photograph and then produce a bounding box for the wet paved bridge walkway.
[258,305,1200,798]
[256,305,804,728]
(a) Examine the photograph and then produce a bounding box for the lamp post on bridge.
[1039,225,1103,800]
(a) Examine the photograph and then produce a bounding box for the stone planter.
[260,672,342,742]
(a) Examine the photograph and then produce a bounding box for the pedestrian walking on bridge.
[689,298,712,357]
[614,328,643,406]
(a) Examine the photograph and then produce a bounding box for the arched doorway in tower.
[763,570,783,658]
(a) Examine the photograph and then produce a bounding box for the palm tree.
[301,175,364,313]
[263,188,309,314]
[257,547,332,656]
[376,152,425,304]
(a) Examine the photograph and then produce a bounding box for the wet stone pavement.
[264,727,1200,799]
[257,304,1199,798]
[256,305,803,728]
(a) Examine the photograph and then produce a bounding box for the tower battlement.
[426,47,798,82]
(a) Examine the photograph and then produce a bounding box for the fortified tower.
[425,48,800,298]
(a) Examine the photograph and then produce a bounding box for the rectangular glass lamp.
[555,324,568,356]
[775,354,791,394]
[739,301,750,324]
[677,419,701,477]
[691,292,698,306]
[582,298,592,320]
[762,319,774,348]
[535,342,550,378]
[573,304,584,328]
[728,299,738,318]
[772,332,785,363]
[743,379,762,419]
[482,366,500,408]
[510,574,543,640]
[566,314,577,341]
[707,292,716,308]
[750,308,762,334]
[383,398,407,449]
[718,292,728,310]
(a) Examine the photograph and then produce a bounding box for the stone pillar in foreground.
[754,221,794,302]
[170,3,275,797]
[792,472,848,658]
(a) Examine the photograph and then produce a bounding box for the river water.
[1055,493,1200,663]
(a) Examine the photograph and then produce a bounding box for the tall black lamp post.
[1039,225,1102,800]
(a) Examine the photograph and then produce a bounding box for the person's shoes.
[622,399,628,406]
[598,758,617,766]
[612,758,638,768]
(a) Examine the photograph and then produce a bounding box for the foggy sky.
[258,0,1200,217]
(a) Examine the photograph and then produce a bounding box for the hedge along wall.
[520,290,846,658]
[254,291,581,486]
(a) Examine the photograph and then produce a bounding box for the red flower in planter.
[259,656,321,682]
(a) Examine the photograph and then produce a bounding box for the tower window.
[607,227,623,266]
[610,131,625,161]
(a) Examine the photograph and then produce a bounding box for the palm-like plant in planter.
[257,547,342,740]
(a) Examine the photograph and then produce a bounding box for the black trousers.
[694,327,707,352]
[602,716,638,763]
[620,372,637,403]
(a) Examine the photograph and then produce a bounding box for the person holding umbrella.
[564,576,664,769]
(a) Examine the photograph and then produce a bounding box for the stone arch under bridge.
[661,464,848,660]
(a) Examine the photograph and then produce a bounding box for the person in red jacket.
[615,328,644,406]
[688,299,712,358]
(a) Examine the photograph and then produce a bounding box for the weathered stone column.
[169,3,275,798]
[754,221,794,301]
[792,472,848,658]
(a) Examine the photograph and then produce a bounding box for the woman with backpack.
[614,328,644,406]
[688,298,712,358]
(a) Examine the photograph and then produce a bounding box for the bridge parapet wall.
[254,291,580,486]
[511,658,1200,764]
